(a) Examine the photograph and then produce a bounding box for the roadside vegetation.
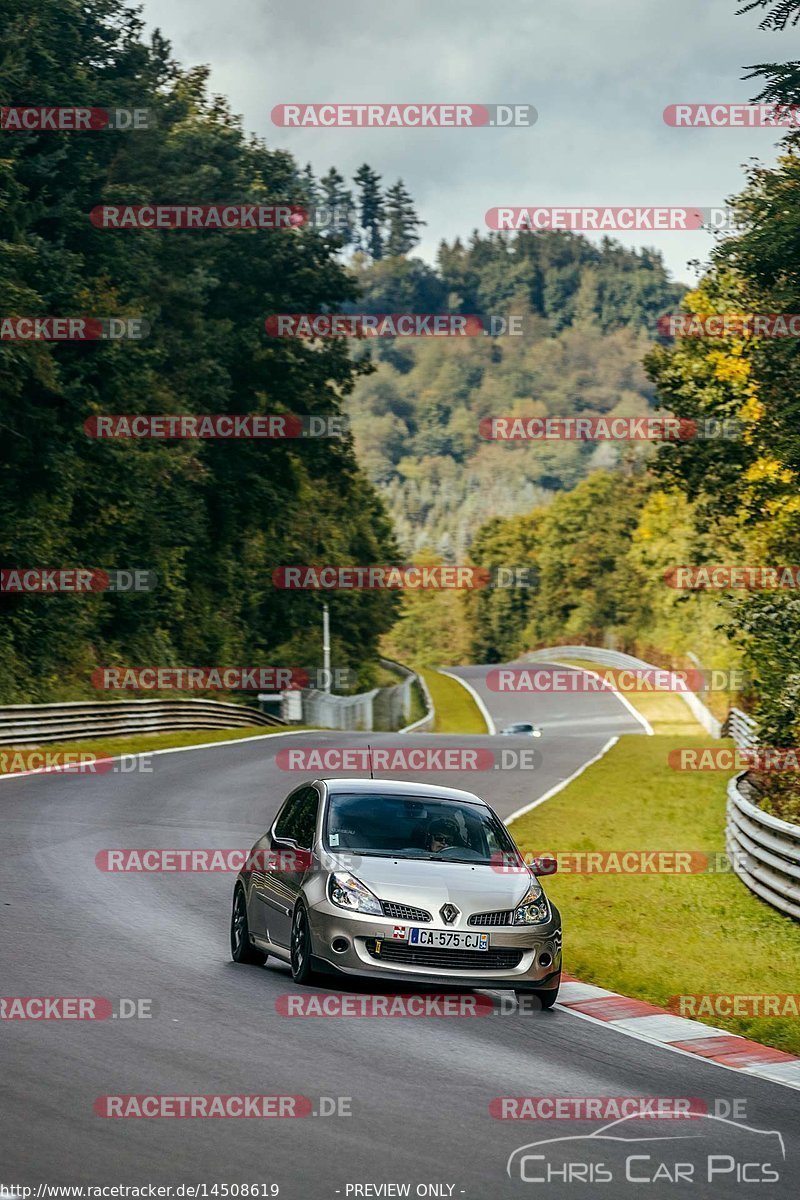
[510,732,800,1055]
[0,0,404,704]
[0,725,312,773]
[417,670,488,735]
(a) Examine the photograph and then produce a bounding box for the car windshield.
[507,723,533,732]
[324,791,520,863]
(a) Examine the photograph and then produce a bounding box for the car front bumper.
[306,898,562,989]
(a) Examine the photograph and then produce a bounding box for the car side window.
[274,786,319,849]
[273,789,305,843]
[293,786,320,850]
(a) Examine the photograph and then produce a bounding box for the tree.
[353,164,385,259]
[736,0,800,106]
[299,162,320,207]
[385,179,425,257]
[736,0,800,29]
[0,0,400,701]
[319,166,357,246]
[645,144,800,749]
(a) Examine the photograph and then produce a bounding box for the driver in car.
[427,816,461,854]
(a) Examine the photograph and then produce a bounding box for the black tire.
[230,885,267,965]
[533,987,560,1010]
[290,903,318,985]
[515,978,560,1010]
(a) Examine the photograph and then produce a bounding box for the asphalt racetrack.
[1,662,796,1197]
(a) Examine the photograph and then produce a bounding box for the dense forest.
[347,235,685,555]
[0,0,403,701]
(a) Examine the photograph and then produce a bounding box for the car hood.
[326,854,535,915]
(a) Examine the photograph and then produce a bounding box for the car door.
[255,784,320,948]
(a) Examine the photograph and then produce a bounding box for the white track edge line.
[555,1003,800,1093]
[438,668,497,735]
[548,659,654,736]
[504,736,619,826]
[0,727,313,782]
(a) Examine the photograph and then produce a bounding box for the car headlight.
[328,871,383,915]
[513,877,550,924]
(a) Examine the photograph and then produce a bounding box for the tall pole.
[322,602,331,692]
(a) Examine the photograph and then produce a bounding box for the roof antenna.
[366,743,374,780]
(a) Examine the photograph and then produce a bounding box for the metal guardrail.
[400,669,435,733]
[375,657,416,730]
[524,645,722,737]
[0,699,283,746]
[723,706,759,750]
[726,774,800,921]
[526,645,800,920]
[289,658,433,732]
[722,706,800,920]
[297,687,380,731]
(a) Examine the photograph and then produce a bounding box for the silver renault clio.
[231,777,561,1005]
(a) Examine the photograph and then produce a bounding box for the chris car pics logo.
[506,1112,785,1185]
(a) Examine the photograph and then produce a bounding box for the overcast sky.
[139,0,796,286]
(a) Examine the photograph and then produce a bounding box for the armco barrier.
[525,648,800,922]
[724,706,800,920]
[374,657,415,731]
[401,669,436,733]
[726,774,800,921]
[297,687,380,731]
[0,698,282,746]
[292,658,433,732]
[524,644,722,738]
[724,706,759,751]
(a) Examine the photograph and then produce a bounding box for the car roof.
[316,777,488,806]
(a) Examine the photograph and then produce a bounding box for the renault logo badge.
[440,903,459,925]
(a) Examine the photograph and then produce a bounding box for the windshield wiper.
[332,850,431,859]
[423,854,487,864]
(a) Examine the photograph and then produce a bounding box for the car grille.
[468,910,513,927]
[366,939,523,971]
[380,901,432,923]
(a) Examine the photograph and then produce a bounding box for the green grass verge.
[416,670,488,734]
[0,724,308,772]
[510,733,800,1054]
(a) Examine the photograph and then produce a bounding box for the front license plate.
[409,929,488,951]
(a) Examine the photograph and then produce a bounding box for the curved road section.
[0,661,796,1197]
